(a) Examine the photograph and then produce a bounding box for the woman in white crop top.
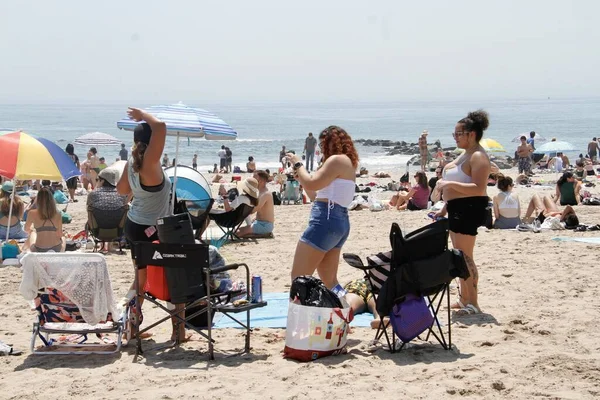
[493,175,521,229]
[286,126,358,291]
[434,110,491,316]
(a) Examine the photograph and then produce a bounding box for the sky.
[0,0,598,103]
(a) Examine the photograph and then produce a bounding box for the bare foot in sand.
[171,332,193,344]
[370,317,389,329]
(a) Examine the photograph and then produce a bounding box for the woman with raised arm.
[287,126,358,292]
[116,108,184,342]
[435,110,491,315]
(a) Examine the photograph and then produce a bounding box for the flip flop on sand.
[0,341,22,356]
[454,304,480,316]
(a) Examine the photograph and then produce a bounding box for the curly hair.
[318,126,359,168]
[458,109,490,142]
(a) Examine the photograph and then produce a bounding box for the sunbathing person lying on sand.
[523,193,579,228]
[372,171,390,178]
[344,279,388,329]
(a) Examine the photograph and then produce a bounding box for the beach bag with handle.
[284,302,353,362]
[284,276,353,362]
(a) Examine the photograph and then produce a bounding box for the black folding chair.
[175,198,215,241]
[86,205,128,253]
[208,203,254,242]
[132,242,267,360]
[344,219,469,352]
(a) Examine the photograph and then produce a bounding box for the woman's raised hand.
[127,107,145,122]
[286,153,301,164]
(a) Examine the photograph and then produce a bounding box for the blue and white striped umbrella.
[117,102,236,215]
[116,102,237,140]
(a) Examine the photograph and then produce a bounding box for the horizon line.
[0,95,599,106]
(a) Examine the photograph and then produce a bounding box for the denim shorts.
[300,201,350,252]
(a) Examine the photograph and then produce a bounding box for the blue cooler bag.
[390,294,434,343]
[1,243,20,259]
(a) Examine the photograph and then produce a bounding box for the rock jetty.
[355,138,513,169]
[355,138,447,156]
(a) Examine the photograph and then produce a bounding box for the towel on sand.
[213,292,374,329]
[552,237,600,244]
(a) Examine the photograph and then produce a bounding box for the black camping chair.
[343,219,469,352]
[175,198,215,241]
[86,205,128,253]
[209,203,254,242]
[132,242,267,360]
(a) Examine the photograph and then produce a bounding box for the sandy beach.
[1,167,600,399]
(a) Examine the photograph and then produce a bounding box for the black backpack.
[272,191,282,205]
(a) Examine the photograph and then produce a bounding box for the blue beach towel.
[212,292,374,329]
[552,237,600,245]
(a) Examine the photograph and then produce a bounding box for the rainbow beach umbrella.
[0,130,81,181]
[0,130,80,241]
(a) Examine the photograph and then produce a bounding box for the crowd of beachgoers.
[1,109,600,399]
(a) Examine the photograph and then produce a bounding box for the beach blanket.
[213,292,374,328]
[200,227,225,241]
[552,237,600,245]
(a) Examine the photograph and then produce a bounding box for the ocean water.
[1,97,599,172]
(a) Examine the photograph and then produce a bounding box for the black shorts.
[219,159,226,168]
[535,212,546,224]
[124,218,158,269]
[407,199,424,211]
[446,196,489,236]
[66,177,78,190]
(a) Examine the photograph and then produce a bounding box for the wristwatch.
[293,161,304,170]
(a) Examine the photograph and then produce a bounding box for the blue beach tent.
[164,165,213,210]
